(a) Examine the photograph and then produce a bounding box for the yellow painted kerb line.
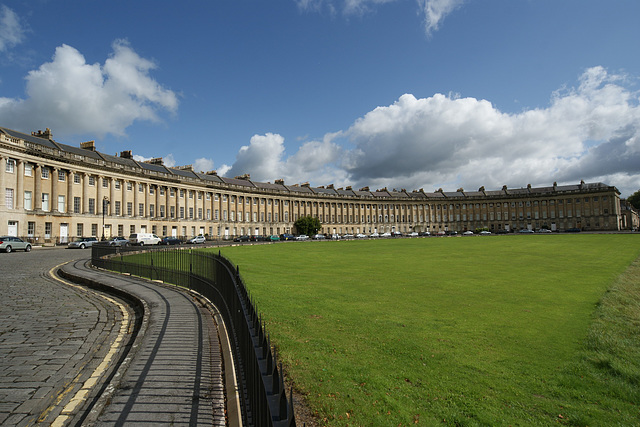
[39,262,130,427]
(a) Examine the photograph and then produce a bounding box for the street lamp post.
[102,196,110,241]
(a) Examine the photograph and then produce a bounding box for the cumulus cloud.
[225,132,345,185]
[0,5,25,53]
[0,39,178,138]
[339,66,640,195]
[296,0,463,35]
[194,157,215,173]
[224,66,640,197]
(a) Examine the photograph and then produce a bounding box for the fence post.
[189,249,193,290]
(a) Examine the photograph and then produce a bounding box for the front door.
[7,221,17,236]
[60,224,69,243]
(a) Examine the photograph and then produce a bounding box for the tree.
[628,189,640,209]
[294,216,321,235]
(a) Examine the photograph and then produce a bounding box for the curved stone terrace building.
[0,126,625,244]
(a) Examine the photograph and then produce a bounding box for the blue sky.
[1,0,640,196]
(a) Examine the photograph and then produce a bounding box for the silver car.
[0,236,32,253]
[68,237,98,249]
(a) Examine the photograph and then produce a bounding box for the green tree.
[294,216,321,235]
[628,189,640,209]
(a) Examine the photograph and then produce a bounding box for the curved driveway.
[0,247,225,426]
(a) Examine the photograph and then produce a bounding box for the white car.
[380,232,391,238]
[295,235,309,241]
[408,232,419,237]
[479,230,491,235]
[355,233,366,238]
[463,231,474,235]
[188,235,206,244]
[369,232,379,238]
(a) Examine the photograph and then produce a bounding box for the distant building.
[620,200,639,231]
[0,126,627,243]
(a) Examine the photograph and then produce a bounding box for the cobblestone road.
[0,246,226,426]
[0,247,129,426]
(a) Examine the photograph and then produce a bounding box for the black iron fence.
[91,244,297,427]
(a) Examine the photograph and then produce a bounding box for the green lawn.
[214,235,640,426]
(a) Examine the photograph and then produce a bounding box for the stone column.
[50,166,58,212]
[67,171,74,213]
[82,173,90,214]
[16,160,24,210]
[133,181,139,217]
[0,155,4,211]
[145,183,150,217]
[96,176,104,215]
[109,178,115,216]
[34,164,42,211]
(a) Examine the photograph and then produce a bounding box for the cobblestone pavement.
[0,247,225,426]
[0,247,127,426]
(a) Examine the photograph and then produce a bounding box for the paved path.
[0,247,226,426]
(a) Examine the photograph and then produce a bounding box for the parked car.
[233,235,251,242]
[68,237,98,249]
[519,229,535,234]
[107,236,129,246]
[129,233,161,246]
[444,231,458,236]
[312,234,326,240]
[418,231,431,236]
[280,234,295,241]
[408,232,419,237]
[391,231,403,237]
[187,235,206,244]
[566,228,581,233]
[267,235,280,241]
[496,229,509,234]
[295,235,309,241]
[0,236,32,253]
[463,231,474,235]
[369,232,379,238]
[342,234,354,239]
[380,232,392,238]
[538,229,552,233]
[331,234,341,240]
[355,233,366,239]
[479,230,492,235]
[161,236,182,245]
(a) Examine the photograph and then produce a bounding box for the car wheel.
[140,242,144,246]
[80,243,85,249]
[25,245,31,252]
[5,245,12,253]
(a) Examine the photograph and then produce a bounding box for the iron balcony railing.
[91,244,297,427]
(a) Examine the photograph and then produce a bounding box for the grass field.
[213,235,640,426]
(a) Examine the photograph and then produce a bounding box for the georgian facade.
[0,126,625,244]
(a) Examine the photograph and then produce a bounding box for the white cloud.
[295,0,463,35]
[339,66,640,196]
[0,5,25,53]
[224,66,640,197]
[163,153,176,167]
[194,157,215,173]
[224,131,346,186]
[0,40,178,138]
[418,0,464,36]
